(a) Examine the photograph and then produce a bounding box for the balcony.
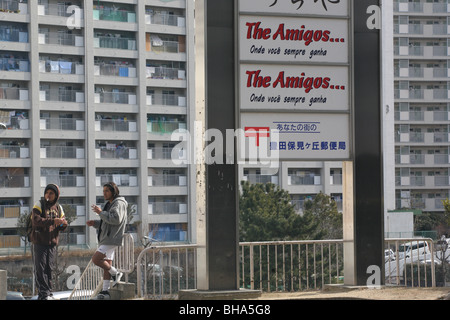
[0,56,28,72]
[146,92,186,108]
[147,120,186,135]
[394,88,448,101]
[38,31,84,48]
[394,1,450,14]
[148,173,187,187]
[0,24,28,43]
[38,1,83,18]
[94,34,136,51]
[94,88,136,105]
[395,110,450,122]
[41,173,85,188]
[395,66,449,80]
[95,117,136,132]
[396,131,449,144]
[394,45,449,58]
[40,117,84,131]
[96,173,137,187]
[148,201,187,215]
[39,59,84,76]
[0,170,29,188]
[146,66,186,81]
[40,145,85,159]
[94,62,136,78]
[95,142,137,160]
[39,88,84,103]
[0,144,29,159]
[145,9,185,27]
[0,0,27,14]
[243,173,279,185]
[396,175,450,188]
[93,6,136,23]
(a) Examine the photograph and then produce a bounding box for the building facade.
[393,0,450,215]
[0,0,197,249]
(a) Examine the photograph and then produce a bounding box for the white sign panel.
[240,16,349,63]
[239,0,349,16]
[241,112,350,160]
[240,64,349,111]
[237,0,352,161]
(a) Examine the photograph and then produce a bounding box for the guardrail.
[136,244,197,299]
[136,238,437,299]
[385,238,436,287]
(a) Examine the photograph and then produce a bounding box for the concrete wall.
[385,210,414,238]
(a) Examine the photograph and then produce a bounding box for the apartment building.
[0,0,196,249]
[393,0,450,215]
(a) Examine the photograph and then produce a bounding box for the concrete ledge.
[0,270,6,300]
[109,282,136,300]
[178,289,261,300]
[323,284,371,292]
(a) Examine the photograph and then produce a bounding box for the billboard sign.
[237,0,352,161]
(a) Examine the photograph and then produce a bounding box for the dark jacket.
[31,199,67,246]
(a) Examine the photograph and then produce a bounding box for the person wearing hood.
[31,183,67,300]
[87,181,127,300]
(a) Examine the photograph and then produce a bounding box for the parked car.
[397,240,430,259]
[6,291,25,300]
[385,249,395,262]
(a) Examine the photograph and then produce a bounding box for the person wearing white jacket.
[87,181,128,300]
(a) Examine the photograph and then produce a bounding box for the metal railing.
[385,238,436,288]
[136,244,197,299]
[240,240,343,292]
[136,238,437,299]
[69,233,134,300]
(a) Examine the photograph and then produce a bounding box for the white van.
[397,240,430,260]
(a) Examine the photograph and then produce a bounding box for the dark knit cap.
[44,183,60,200]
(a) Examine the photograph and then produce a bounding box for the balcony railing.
[0,58,29,72]
[40,60,84,75]
[145,11,185,27]
[0,146,29,158]
[146,93,186,107]
[147,121,186,134]
[40,118,84,131]
[148,174,187,187]
[146,66,186,80]
[93,7,136,23]
[42,174,85,187]
[0,204,28,218]
[95,146,137,160]
[95,118,136,132]
[40,146,85,159]
[97,174,137,187]
[39,32,84,47]
[148,201,187,215]
[94,63,136,77]
[94,91,136,105]
[38,3,83,17]
[94,36,136,50]
[0,174,29,188]
[40,89,84,103]
[0,28,28,43]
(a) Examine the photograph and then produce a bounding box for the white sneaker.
[44,295,59,300]
[110,271,123,287]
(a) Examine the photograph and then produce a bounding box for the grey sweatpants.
[32,244,57,300]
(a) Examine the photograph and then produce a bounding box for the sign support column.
[344,0,384,286]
